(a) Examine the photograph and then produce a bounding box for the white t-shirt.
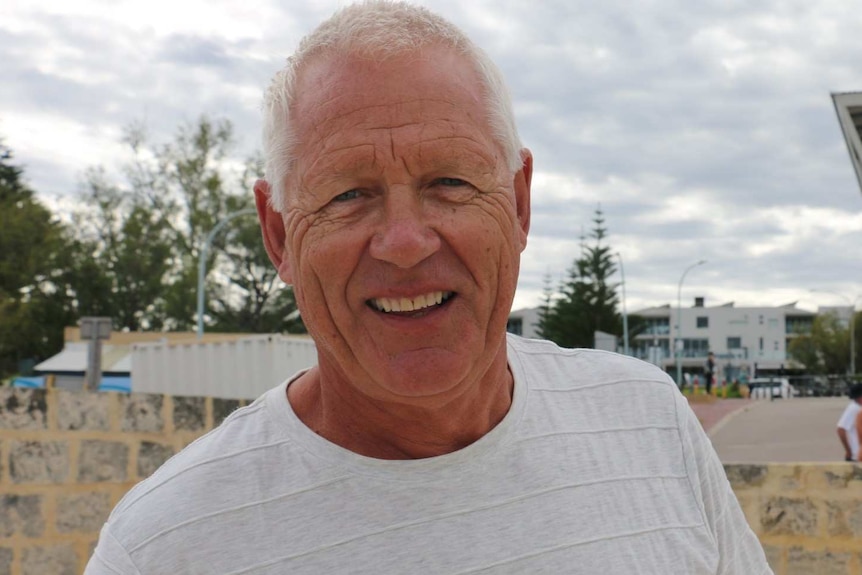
[837,401,862,460]
[86,335,771,574]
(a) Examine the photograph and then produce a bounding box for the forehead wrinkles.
[288,50,506,197]
[297,119,499,187]
[308,95,482,143]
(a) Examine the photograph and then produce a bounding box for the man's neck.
[286,360,514,460]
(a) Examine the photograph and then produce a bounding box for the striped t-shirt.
[86,335,771,574]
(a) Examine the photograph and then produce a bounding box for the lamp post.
[196,208,257,338]
[675,260,707,387]
[616,252,629,356]
[810,289,861,376]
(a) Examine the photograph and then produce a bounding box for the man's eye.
[333,189,360,202]
[436,178,467,187]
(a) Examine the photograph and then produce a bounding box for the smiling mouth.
[369,291,455,314]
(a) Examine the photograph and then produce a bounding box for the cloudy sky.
[2,0,861,314]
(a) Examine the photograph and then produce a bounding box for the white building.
[506,307,542,339]
[631,297,815,381]
[506,299,820,380]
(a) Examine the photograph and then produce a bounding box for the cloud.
[1,0,861,317]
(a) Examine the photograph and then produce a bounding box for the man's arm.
[856,409,862,462]
[837,427,852,461]
[85,525,141,574]
[675,391,773,574]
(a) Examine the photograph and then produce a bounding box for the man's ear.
[513,149,532,252]
[254,179,294,285]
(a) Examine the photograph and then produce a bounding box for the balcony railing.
[643,325,670,336]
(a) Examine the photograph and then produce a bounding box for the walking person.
[704,351,716,395]
[837,383,862,462]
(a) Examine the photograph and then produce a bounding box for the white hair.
[262,0,523,212]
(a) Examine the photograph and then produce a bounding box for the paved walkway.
[691,397,850,463]
[688,398,754,434]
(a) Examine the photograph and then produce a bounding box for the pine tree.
[539,207,621,348]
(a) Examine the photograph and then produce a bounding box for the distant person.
[85,2,772,573]
[704,351,716,395]
[837,383,862,462]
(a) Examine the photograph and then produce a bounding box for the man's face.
[262,46,531,404]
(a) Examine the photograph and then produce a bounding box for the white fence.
[131,335,317,399]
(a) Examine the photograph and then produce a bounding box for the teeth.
[372,291,452,313]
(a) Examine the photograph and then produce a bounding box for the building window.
[727,337,742,349]
[759,337,764,351]
[506,318,523,336]
[644,317,670,335]
[696,316,708,328]
[786,316,813,335]
[681,338,709,357]
[774,340,779,351]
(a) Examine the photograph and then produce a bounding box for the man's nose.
[369,191,441,269]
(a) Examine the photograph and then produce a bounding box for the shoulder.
[103,386,292,550]
[506,334,682,432]
[507,333,674,392]
[839,401,861,422]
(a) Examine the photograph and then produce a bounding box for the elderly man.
[86,2,772,573]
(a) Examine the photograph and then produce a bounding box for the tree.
[71,117,304,334]
[539,208,621,348]
[72,167,174,330]
[788,312,851,374]
[855,309,862,378]
[206,207,303,333]
[0,141,76,377]
[0,143,62,299]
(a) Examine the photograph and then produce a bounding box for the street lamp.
[810,289,861,376]
[616,252,629,356]
[196,208,257,338]
[675,260,707,387]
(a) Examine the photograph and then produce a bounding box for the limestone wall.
[0,387,245,575]
[2,386,860,574]
[727,463,862,575]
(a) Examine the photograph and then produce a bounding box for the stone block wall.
[0,387,245,575]
[726,463,862,575]
[2,386,860,574]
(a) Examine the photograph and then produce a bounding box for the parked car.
[748,377,796,399]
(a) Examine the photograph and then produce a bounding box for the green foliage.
[69,116,304,334]
[0,142,76,377]
[206,208,303,334]
[855,309,862,377]
[71,167,174,330]
[788,312,854,374]
[0,145,62,299]
[725,380,744,398]
[538,208,621,348]
[0,120,306,380]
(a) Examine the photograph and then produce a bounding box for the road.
[706,397,851,463]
